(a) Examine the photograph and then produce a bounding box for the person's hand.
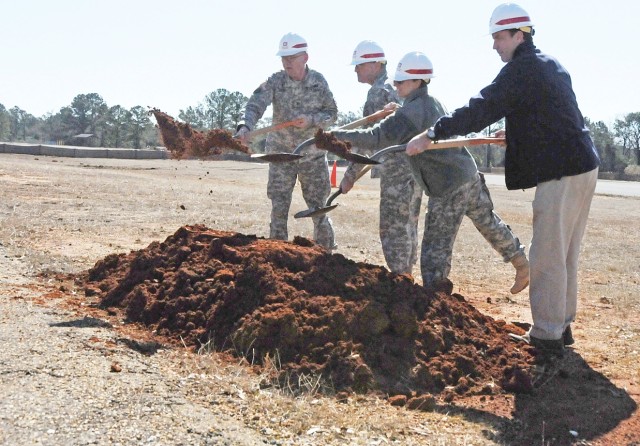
[383,102,400,113]
[406,132,431,156]
[340,175,355,194]
[294,115,312,129]
[234,125,250,143]
[494,129,506,138]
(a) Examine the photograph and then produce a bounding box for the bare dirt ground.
[1,153,639,445]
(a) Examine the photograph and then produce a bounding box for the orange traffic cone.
[330,160,337,187]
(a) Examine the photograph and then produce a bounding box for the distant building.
[70,133,96,146]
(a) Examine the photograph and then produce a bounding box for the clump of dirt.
[74,224,536,402]
[314,129,353,159]
[149,108,250,158]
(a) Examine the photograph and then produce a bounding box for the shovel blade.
[251,153,303,162]
[294,204,339,219]
[342,152,380,164]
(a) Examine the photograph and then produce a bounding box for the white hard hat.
[351,40,386,65]
[489,3,534,34]
[276,32,308,57]
[393,52,434,82]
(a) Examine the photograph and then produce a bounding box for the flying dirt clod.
[149,108,250,159]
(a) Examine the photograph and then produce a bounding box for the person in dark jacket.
[406,3,600,359]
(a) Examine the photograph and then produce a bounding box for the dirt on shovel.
[149,108,250,159]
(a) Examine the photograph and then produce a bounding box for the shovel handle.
[426,137,506,150]
[245,118,305,139]
[337,109,393,131]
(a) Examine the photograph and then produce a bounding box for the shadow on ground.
[450,350,638,445]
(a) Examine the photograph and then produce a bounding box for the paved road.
[483,173,640,198]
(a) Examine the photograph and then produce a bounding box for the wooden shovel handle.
[426,137,506,150]
[245,118,305,139]
[337,109,394,130]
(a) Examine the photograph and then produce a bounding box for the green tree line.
[1,91,639,172]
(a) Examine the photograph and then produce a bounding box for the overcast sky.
[2,0,637,127]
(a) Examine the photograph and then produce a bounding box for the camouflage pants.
[267,153,335,249]
[421,172,524,287]
[379,154,422,274]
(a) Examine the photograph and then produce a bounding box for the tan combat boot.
[510,253,530,294]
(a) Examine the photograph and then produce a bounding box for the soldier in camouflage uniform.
[236,33,338,249]
[331,41,421,274]
[335,52,529,293]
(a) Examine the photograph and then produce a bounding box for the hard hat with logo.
[351,40,386,65]
[276,32,308,57]
[393,52,434,82]
[489,3,534,34]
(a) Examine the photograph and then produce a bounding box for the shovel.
[294,143,408,219]
[251,108,393,163]
[294,137,504,218]
[294,165,374,218]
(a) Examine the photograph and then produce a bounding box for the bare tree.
[614,112,640,165]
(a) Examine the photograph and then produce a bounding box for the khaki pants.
[529,168,598,341]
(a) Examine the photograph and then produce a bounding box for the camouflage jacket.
[333,85,479,197]
[239,67,338,153]
[363,68,398,119]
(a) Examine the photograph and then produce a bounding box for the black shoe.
[530,336,565,359]
[563,325,575,346]
[509,333,564,358]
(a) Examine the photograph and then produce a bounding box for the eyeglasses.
[281,53,306,62]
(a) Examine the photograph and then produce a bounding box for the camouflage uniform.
[332,71,422,274]
[239,68,338,249]
[402,87,525,288]
[336,85,524,286]
[362,69,397,117]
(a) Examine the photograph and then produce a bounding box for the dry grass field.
[1,153,639,445]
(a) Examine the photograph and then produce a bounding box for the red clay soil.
[149,108,250,158]
[74,224,536,403]
[67,225,640,444]
[314,129,353,159]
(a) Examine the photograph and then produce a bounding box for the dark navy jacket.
[432,41,600,190]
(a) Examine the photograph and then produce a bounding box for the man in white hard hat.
[331,52,527,286]
[406,3,600,361]
[349,40,399,181]
[236,32,338,249]
[337,41,421,275]
[350,41,399,121]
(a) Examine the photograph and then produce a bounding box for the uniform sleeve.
[240,75,276,130]
[309,74,338,128]
[332,110,419,151]
[434,65,516,139]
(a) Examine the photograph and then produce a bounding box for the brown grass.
[1,154,638,445]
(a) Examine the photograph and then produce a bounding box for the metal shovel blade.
[294,203,339,219]
[250,153,303,162]
[342,152,380,164]
[295,189,342,219]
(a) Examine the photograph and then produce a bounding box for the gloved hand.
[234,125,250,142]
[340,175,355,194]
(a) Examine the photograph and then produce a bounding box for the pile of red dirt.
[75,225,536,403]
[149,108,250,158]
[314,129,353,159]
